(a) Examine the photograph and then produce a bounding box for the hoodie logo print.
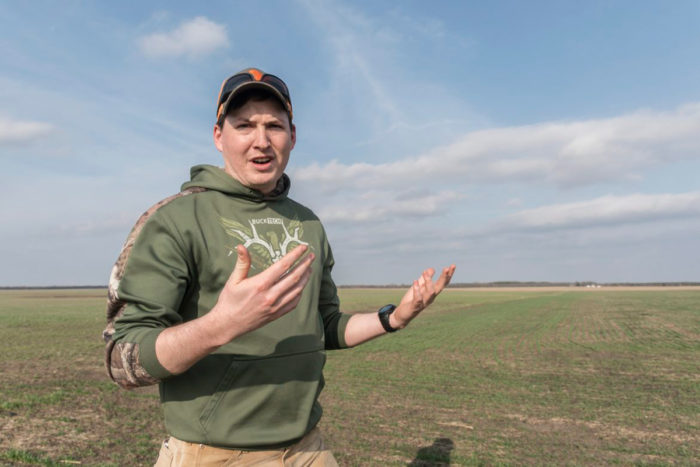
[220,217,308,270]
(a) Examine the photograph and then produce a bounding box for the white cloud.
[138,16,228,59]
[290,100,700,282]
[319,191,700,281]
[316,190,462,223]
[502,192,700,231]
[292,102,700,190]
[0,117,53,144]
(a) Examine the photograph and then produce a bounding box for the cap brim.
[219,81,291,122]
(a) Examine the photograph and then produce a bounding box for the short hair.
[217,89,291,127]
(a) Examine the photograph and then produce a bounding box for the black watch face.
[379,304,395,314]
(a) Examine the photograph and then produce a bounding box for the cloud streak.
[315,190,463,223]
[0,117,53,145]
[138,16,228,59]
[297,0,403,123]
[289,99,700,283]
[501,191,700,231]
[293,102,700,189]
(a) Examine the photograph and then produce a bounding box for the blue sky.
[1,1,699,286]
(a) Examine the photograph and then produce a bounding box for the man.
[103,67,456,466]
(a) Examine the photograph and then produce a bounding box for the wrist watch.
[377,304,398,333]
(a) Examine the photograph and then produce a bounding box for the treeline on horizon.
[341,281,700,288]
[2,281,700,290]
[0,281,700,290]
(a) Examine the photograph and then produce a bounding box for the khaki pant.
[154,427,339,466]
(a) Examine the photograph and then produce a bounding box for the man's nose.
[253,126,270,148]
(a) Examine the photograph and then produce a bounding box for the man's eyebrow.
[230,114,284,124]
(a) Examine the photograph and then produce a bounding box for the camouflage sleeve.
[102,188,205,389]
[103,260,162,388]
[105,336,160,389]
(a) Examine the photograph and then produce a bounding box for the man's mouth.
[252,157,273,165]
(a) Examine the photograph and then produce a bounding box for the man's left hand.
[390,264,456,330]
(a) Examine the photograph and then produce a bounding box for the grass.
[0,288,698,465]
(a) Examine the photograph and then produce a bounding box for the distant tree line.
[0,285,106,290]
[340,281,700,288]
[2,282,700,290]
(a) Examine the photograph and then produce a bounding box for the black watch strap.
[378,304,398,333]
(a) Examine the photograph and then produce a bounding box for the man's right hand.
[155,244,314,375]
[208,244,315,344]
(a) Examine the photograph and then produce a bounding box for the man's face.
[213,98,296,194]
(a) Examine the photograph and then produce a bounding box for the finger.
[412,276,423,305]
[417,271,427,289]
[413,279,423,308]
[269,252,315,296]
[434,264,456,293]
[423,268,436,295]
[229,245,251,284]
[278,250,314,281]
[269,264,313,318]
[446,264,456,282]
[258,244,310,287]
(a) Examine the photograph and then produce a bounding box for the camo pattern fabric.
[103,187,207,389]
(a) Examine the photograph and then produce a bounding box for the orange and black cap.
[216,68,293,124]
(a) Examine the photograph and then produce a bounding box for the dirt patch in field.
[0,355,162,466]
[506,413,699,444]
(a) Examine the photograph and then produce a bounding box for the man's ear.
[213,123,223,152]
[290,123,296,150]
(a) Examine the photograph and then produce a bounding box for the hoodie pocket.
[198,357,242,437]
[198,351,326,447]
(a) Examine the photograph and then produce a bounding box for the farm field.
[0,287,698,466]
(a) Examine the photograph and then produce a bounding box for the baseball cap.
[216,68,293,124]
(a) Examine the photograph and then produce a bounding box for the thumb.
[230,245,251,284]
[399,280,416,306]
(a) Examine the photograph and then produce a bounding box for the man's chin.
[251,178,281,195]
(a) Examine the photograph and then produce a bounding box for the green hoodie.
[108,164,351,449]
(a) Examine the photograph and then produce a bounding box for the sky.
[1,0,699,286]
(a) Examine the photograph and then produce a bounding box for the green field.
[0,288,698,466]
